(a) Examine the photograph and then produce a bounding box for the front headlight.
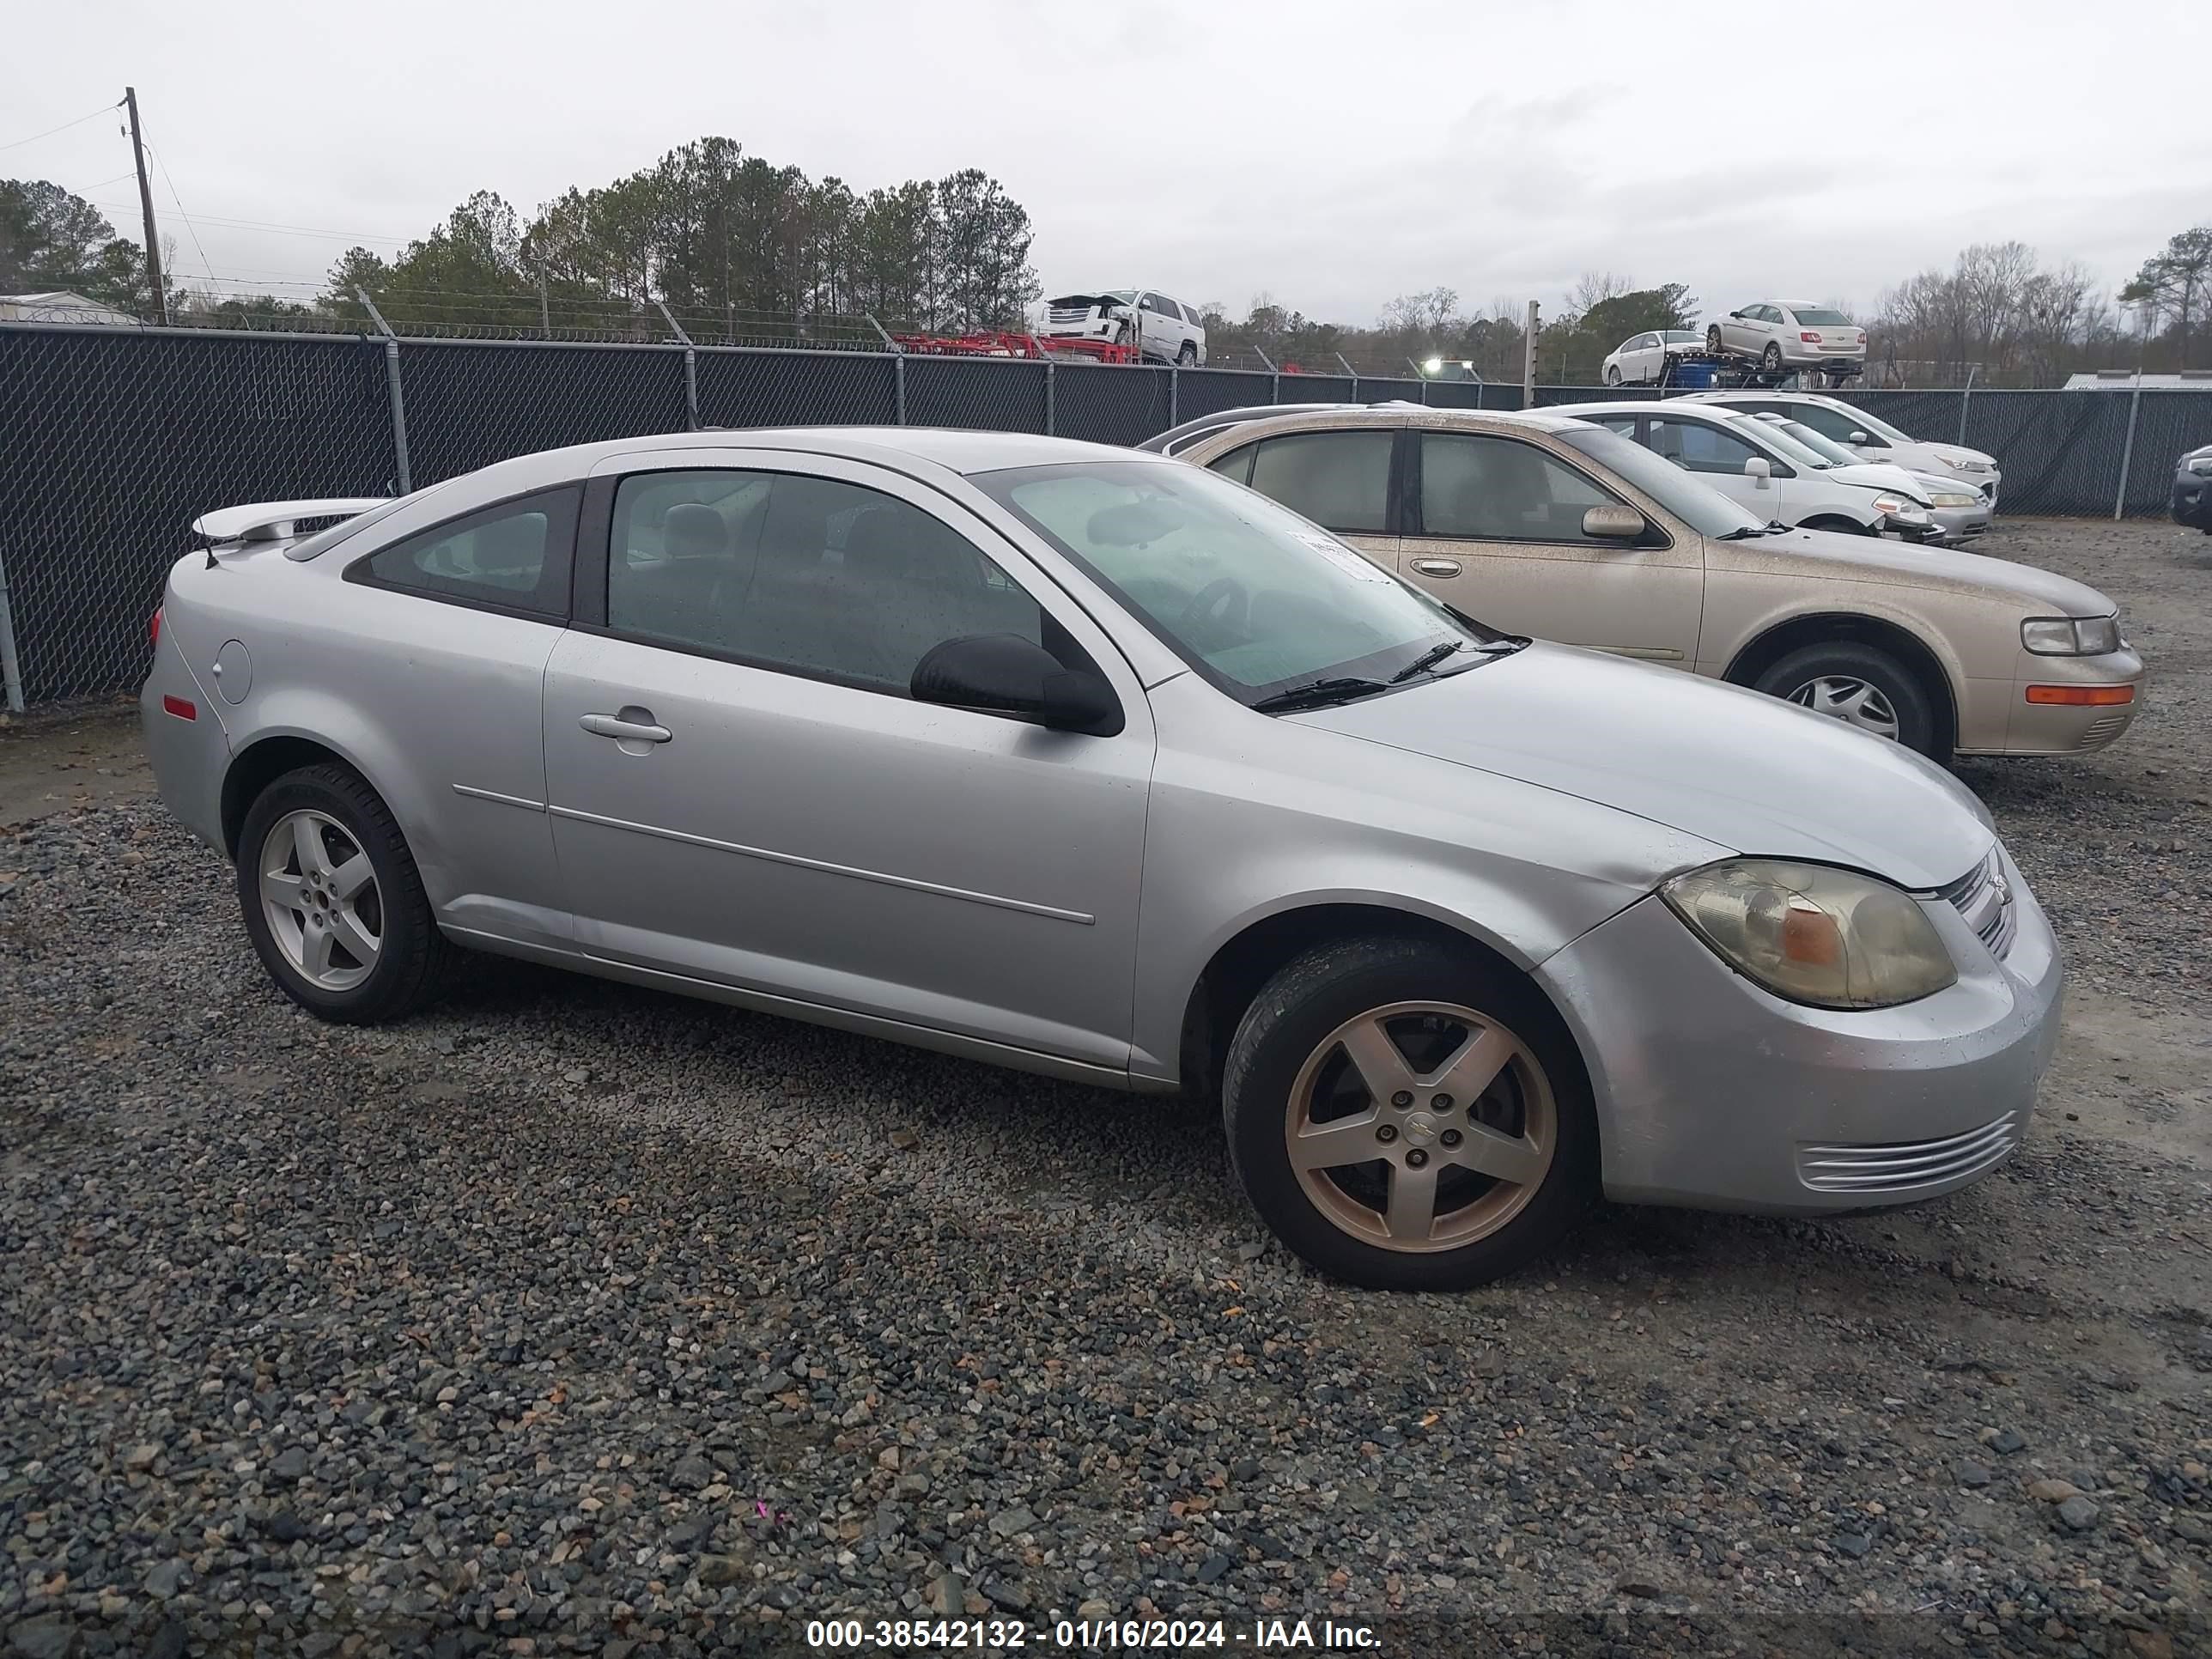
[1933,453,1991,473]
[1661,860,1958,1010]
[1874,497,1929,521]
[2187,456,2212,477]
[1926,489,1979,507]
[2021,615,2123,655]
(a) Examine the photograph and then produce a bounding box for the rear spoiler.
[191,497,390,544]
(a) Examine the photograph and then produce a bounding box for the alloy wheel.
[1787,675,1900,740]
[1285,1000,1555,1253]
[258,809,382,991]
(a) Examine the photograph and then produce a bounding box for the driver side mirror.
[911,634,1123,737]
[1848,429,1875,446]
[1581,505,1650,540]
[1744,457,1772,489]
[1729,310,1744,319]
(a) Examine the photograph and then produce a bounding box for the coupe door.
[1622,334,1658,382]
[541,454,1156,1071]
[1396,429,1701,663]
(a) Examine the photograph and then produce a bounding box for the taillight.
[151,605,163,647]
[1800,331,1821,343]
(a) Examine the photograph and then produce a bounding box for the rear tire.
[1762,342,1784,372]
[1177,341,1198,367]
[236,763,450,1024]
[1605,366,1622,386]
[1705,325,1723,354]
[1222,937,1597,1290]
[1753,641,1941,757]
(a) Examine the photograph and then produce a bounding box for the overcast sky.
[7,0,2206,326]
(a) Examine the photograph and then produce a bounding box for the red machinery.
[890,330,1138,366]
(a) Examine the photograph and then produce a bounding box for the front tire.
[1705,325,1723,353]
[1801,514,1876,536]
[1222,938,1596,1290]
[235,763,450,1024]
[1753,641,1940,756]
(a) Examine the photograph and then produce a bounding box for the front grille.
[1938,847,2017,959]
[1046,307,1098,325]
[1797,1112,2019,1194]
[2075,710,2130,750]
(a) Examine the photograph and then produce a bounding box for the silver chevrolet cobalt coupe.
[143,428,2060,1289]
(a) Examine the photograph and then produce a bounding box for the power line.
[89,201,414,246]
[0,100,123,153]
[142,137,214,280]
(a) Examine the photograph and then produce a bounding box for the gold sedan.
[1170,405,2142,759]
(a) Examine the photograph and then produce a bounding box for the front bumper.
[1540,847,2061,1215]
[1919,499,1993,543]
[1995,645,2144,755]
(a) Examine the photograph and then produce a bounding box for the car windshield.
[1824,400,1913,443]
[972,459,1495,704]
[1726,413,1832,473]
[1765,418,1858,467]
[1553,422,1766,538]
[1791,307,1852,326]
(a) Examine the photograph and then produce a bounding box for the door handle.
[580,711,672,744]
[1410,558,1462,577]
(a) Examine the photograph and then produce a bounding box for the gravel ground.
[3,518,2208,1659]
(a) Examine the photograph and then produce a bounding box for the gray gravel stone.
[2057,1495,2102,1531]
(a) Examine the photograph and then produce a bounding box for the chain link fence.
[3,319,2208,711]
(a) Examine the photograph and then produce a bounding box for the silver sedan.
[143,428,2061,1289]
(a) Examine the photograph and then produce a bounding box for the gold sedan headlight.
[1662,859,1957,1010]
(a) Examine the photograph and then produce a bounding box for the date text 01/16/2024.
[804,1617,1383,1650]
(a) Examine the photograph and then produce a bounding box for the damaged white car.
[1042,289,1207,365]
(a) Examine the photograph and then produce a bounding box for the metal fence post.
[0,545,25,714]
[356,289,412,495]
[1045,360,1055,435]
[2114,375,2144,521]
[655,300,698,430]
[1957,362,1977,447]
[1169,365,1178,428]
[894,352,907,425]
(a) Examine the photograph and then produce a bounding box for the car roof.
[1546,400,1740,420]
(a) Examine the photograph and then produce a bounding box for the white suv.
[1706,302,1867,376]
[1680,391,2002,505]
[1041,289,1208,365]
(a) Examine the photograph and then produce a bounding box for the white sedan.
[1553,400,1936,538]
[1705,302,1867,376]
[1601,330,1705,386]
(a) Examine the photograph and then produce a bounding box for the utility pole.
[124,87,169,325]
[1522,300,1540,407]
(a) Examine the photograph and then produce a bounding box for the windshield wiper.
[1717,520,1790,540]
[1388,641,1467,684]
[1249,677,1390,714]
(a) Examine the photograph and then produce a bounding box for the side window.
[1418,433,1625,544]
[1586,414,1640,440]
[1244,430,1395,535]
[1206,443,1257,484]
[1793,402,1884,446]
[605,470,1043,696]
[1630,333,1656,351]
[1140,293,1170,315]
[1180,301,1206,327]
[1650,418,1764,476]
[353,487,578,617]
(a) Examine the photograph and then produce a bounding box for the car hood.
[1827,460,1928,498]
[1708,524,2118,612]
[1294,642,1992,891]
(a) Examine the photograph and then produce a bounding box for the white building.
[0,291,139,326]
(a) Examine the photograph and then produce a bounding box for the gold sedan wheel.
[1285,1000,1556,1253]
